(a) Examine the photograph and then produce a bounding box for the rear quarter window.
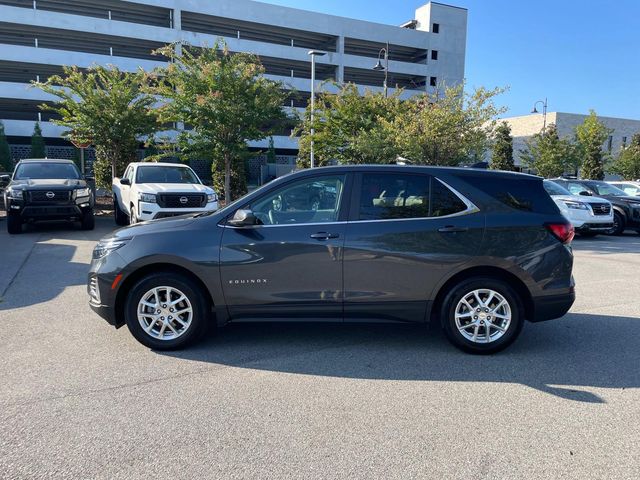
[457,175,559,214]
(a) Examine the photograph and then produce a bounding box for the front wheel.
[441,277,524,354]
[607,212,625,236]
[124,273,210,350]
[114,195,129,226]
[80,210,95,230]
[6,212,22,234]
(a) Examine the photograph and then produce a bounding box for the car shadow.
[159,312,640,404]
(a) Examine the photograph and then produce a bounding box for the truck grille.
[29,189,72,203]
[590,203,611,216]
[157,193,206,209]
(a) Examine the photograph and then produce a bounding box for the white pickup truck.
[112,162,219,225]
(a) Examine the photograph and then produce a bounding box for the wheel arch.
[428,266,534,325]
[114,263,215,328]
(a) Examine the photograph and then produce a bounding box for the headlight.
[93,239,128,260]
[138,192,157,203]
[563,201,589,210]
[76,187,90,198]
[207,193,218,203]
[6,188,23,199]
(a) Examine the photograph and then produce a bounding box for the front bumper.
[137,200,218,221]
[9,199,92,221]
[88,251,128,328]
[575,222,614,232]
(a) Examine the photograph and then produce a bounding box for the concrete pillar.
[337,36,345,83]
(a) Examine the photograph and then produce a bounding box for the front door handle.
[310,232,340,240]
[438,226,469,233]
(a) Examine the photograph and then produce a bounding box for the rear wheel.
[441,277,524,354]
[607,212,625,236]
[124,273,210,350]
[114,195,129,226]
[6,212,22,234]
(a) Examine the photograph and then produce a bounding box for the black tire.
[441,277,524,354]
[607,211,625,236]
[80,209,95,230]
[6,212,22,234]
[114,195,129,226]
[578,231,598,238]
[124,272,210,350]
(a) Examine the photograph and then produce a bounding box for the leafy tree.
[30,122,46,158]
[520,123,578,178]
[150,41,289,204]
[0,121,11,172]
[490,121,515,171]
[609,133,640,180]
[35,66,159,189]
[295,83,406,167]
[390,84,507,166]
[575,110,612,180]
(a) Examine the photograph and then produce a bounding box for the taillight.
[546,222,575,244]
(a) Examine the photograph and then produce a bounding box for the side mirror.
[120,178,131,186]
[228,209,257,227]
[84,175,95,182]
[0,174,10,183]
[579,191,592,196]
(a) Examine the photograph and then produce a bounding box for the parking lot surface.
[1,217,639,479]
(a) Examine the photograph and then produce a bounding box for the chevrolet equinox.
[88,165,575,354]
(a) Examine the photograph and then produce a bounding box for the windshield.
[588,181,628,197]
[14,162,81,180]
[543,181,571,196]
[136,166,200,184]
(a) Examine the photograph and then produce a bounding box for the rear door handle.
[438,226,469,233]
[310,232,340,240]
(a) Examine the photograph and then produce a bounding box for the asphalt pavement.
[1,217,639,479]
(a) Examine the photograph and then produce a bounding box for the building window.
[430,76,437,87]
[431,50,438,61]
[607,135,613,152]
[432,23,440,33]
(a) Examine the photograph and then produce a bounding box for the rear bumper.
[530,289,575,322]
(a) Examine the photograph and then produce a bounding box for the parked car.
[89,165,576,354]
[2,158,94,234]
[112,162,218,225]
[608,181,640,197]
[550,178,640,235]
[542,180,613,237]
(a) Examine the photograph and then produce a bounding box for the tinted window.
[358,173,467,221]
[543,180,571,196]
[463,175,557,214]
[587,181,628,197]
[136,166,200,184]
[250,175,345,226]
[14,162,80,180]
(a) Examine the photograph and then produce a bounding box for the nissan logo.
[179,196,188,205]
[46,191,55,199]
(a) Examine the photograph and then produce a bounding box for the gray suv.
[88,165,575,354]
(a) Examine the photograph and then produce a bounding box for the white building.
[0,0,467,179]
[500,112,640,168]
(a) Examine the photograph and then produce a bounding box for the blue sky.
[263,0,640,120]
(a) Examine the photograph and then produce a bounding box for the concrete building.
[500,112,640,168]
[0,0,467,180]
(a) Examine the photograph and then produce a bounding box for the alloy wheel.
[137,286,194,340]
[454,289,512,344]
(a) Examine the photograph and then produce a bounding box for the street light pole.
[532,97,548,132]
[373,42,389,98]
[308,50,326,169]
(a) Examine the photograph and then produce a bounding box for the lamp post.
[531,98,548,132]
[373,42,390,98]
[308,50,326,169]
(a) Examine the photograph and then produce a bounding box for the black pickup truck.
[2,158,95,234]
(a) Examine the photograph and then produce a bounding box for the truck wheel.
[129,205,138,224]
[441,277,524,354]
[80,210,95,230]
[124,272,210,350]
[607,212,625,236]
[6,212,22,234]
[114,195,129,226]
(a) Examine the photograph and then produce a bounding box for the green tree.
[31,122,46,158]
[490,121,515,171]
[295,83,407,167]
[150,41,289,204]
[521,123,578,178]
[609,133,640,180]
[390,84,507,166]
[575,110,612,180]
[35,65,159,189]
[0,121,11,172]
